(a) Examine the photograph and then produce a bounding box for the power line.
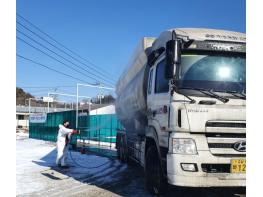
[17,36,114,87]
[16,53,92,84]
[26,90,53,94]
[16,22,117,83]
[17,36,98,84]
[16,28,116,85]
[16,13,119,80]
[19,86,75,89]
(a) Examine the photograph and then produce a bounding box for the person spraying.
[56,120,78,167]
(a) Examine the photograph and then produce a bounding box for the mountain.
[16,87,34,105]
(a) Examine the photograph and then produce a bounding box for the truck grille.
[206,122,246,128]
[205,133,246,138]
[208,143,234,149]
[205,121,246,157]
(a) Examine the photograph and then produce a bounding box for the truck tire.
[116,133,121,159]
[119,134,128,163]
[145,145,167,195]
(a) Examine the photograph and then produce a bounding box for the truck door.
[147,57,170,147]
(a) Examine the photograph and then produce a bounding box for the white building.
[16,112,29,129]
[89,104,115,115]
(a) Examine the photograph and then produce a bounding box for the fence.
[78,114,124,144]
[17,105,71,113]
[29,110,124,145]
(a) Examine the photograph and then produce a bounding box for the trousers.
[56,139,69,166]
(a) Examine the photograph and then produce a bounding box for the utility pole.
[29,98,31,114]
[76,85,79,129]
[26,97,39,115]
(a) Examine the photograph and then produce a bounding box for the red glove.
[71,130,78,135]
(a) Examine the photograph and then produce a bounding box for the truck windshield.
[177,52,246,94]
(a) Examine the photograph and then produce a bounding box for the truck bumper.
[167,151,246,187]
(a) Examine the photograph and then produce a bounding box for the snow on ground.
[16,134,149,197]
[16,132,29,139]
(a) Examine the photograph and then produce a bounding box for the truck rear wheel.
[116,133,121,159]
[119,134,128,163]
[145,145,167,195]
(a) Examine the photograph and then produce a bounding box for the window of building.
[18,115,24,120]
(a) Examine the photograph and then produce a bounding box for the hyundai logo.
[233,140,246,152]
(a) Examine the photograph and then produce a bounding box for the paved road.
[16,136,245,197]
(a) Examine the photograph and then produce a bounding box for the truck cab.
[116,28,246,195]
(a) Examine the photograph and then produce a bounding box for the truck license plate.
[231,159,246,173]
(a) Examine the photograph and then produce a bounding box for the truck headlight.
[172,138,197,154]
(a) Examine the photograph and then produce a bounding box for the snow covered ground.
[16,134,150,197]
[16,134,245,197]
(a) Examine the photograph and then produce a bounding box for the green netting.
[29,110,124,144]
[29,110,77,142]
[79,114,124,143]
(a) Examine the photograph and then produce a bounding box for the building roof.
[89,104,115,115]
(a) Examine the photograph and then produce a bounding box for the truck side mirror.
[165,40,181,79]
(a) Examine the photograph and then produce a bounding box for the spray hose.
[68,117,117,169]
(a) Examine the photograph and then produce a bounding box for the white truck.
[115,28,246,195]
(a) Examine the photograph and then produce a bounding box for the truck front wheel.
[145,145,167,195]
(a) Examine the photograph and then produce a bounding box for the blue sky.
[16,0,246,102]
